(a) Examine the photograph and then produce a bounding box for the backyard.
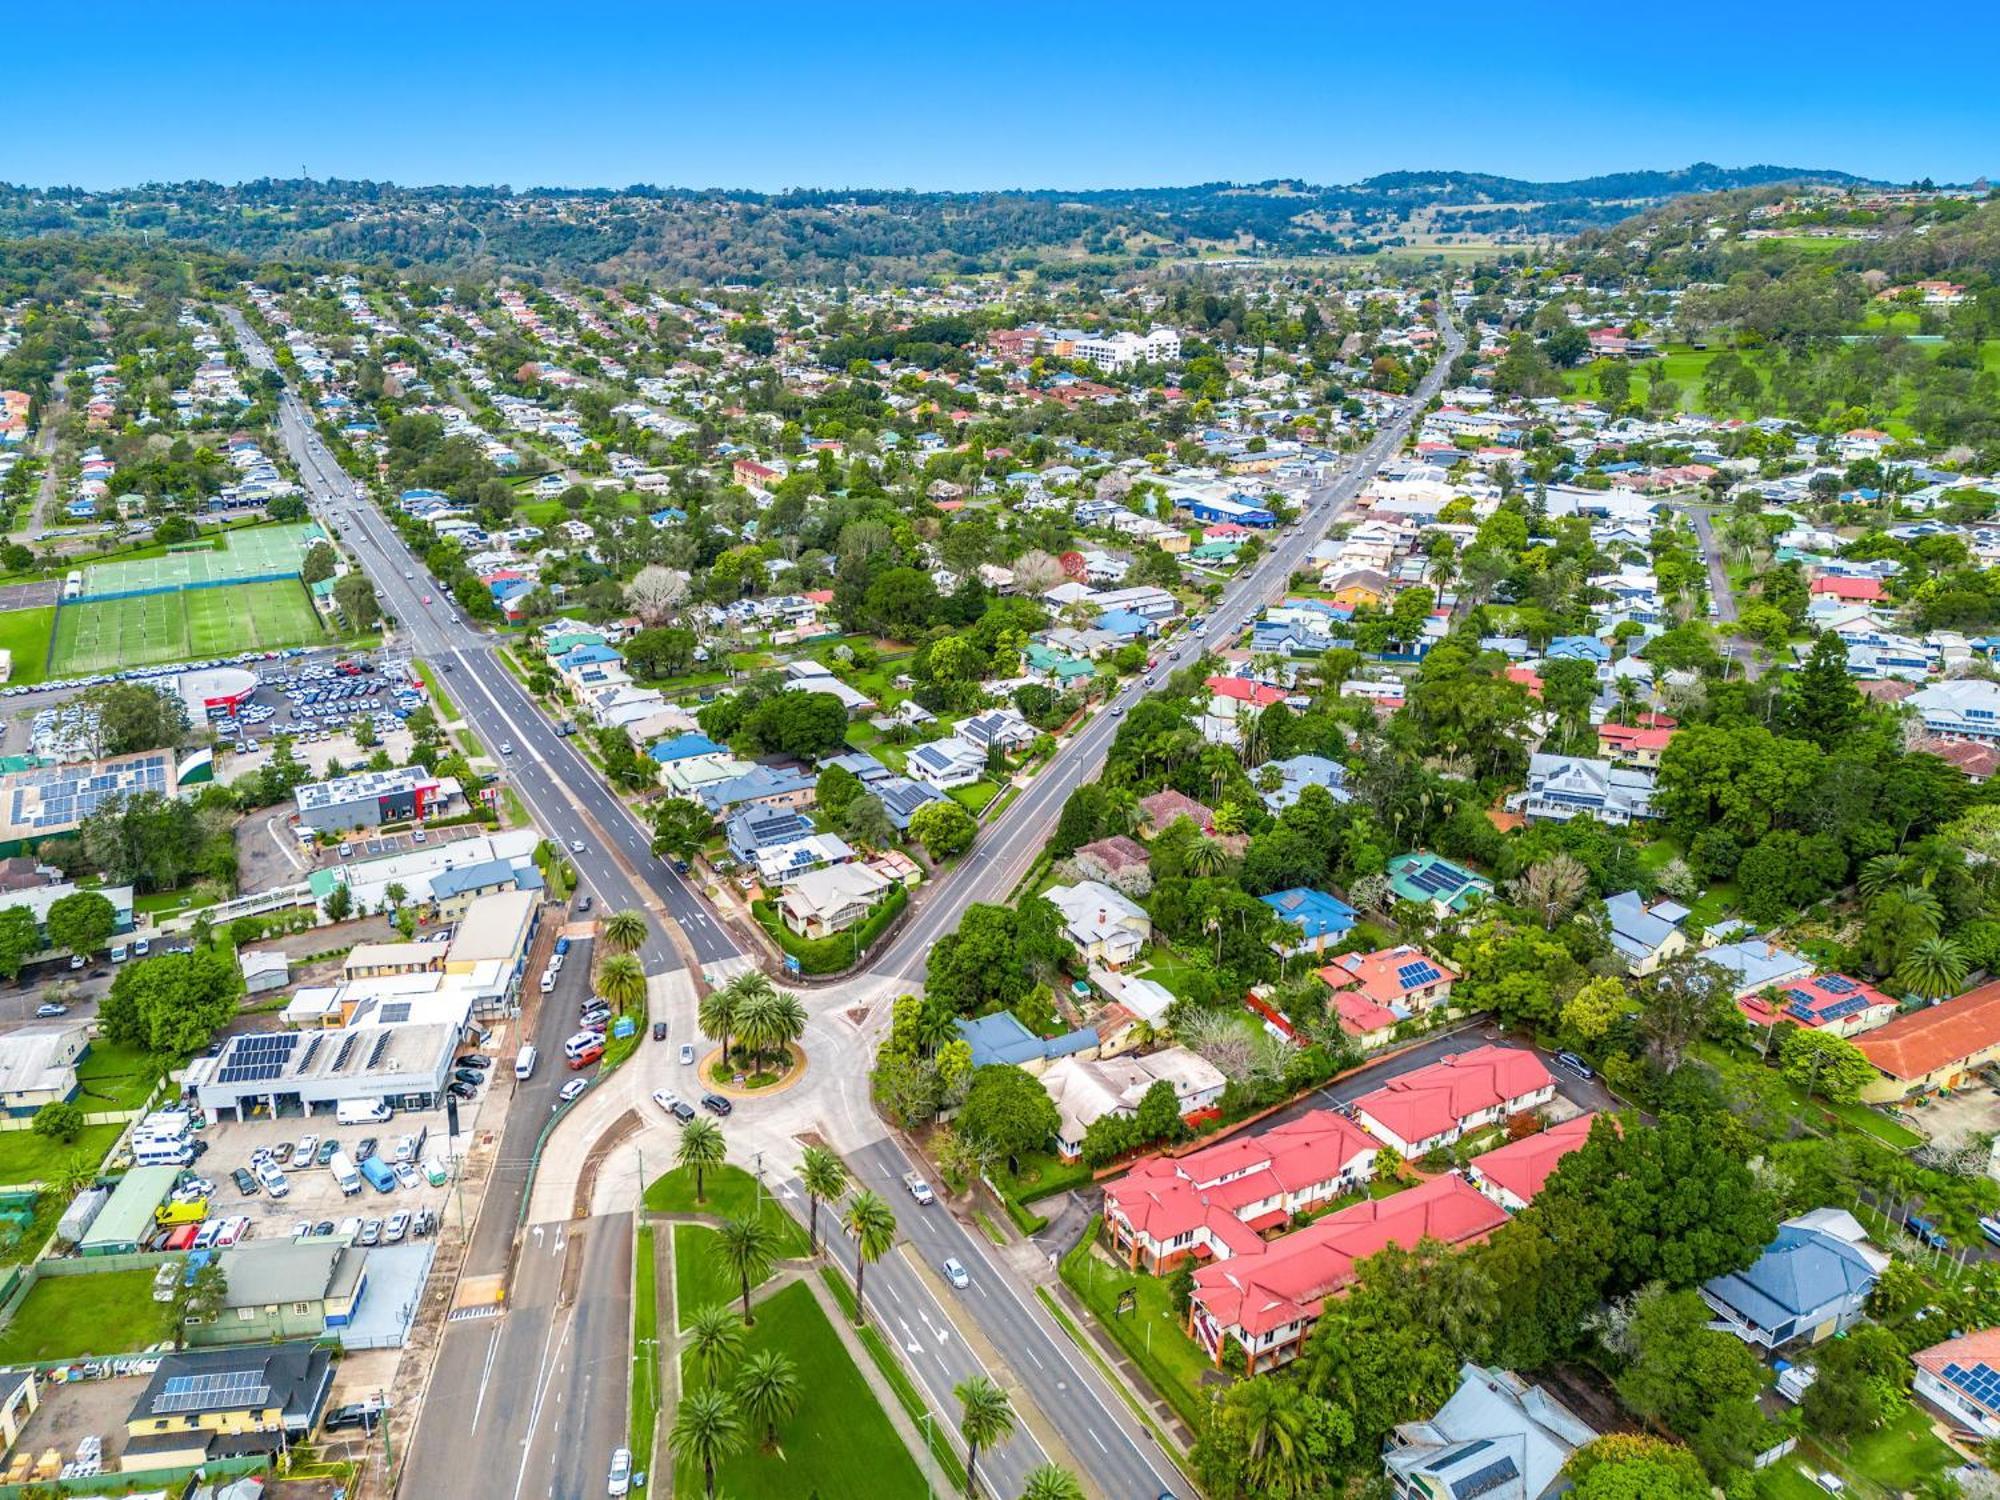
[0,1123,124,1188]
[74,1040,166,1113]
[674,1278,927,1500]
[0,1269,169,1362]
[1690,1041,1925,1152]
[1758,1398,1958,1500]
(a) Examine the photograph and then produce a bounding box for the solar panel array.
[1450,1455,1522,1500]
[1944,1362,2000,1410]
[379,1002,412,1024]
[153,1369,270,1415]
[297,1036,323,1072]
[1396,961,1443,990]
[1406,862,1468,897]
[331,1035,359,1072]
[1819,975,1858,994]
[1783,986,1872,1024]
[214,1034,298,1086]
[366,1033,392,1068]
[9,753,170,833]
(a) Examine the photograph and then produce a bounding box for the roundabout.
[699,1041,809,1098]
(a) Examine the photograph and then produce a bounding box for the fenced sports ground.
[51,580,326,675]
[46,524,332,674]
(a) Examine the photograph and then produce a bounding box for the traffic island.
[699,1042,809,1099]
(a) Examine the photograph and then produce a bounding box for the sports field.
[79,521,325,598]
[51,580,327,674]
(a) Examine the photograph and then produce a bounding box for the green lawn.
[1691,1041,1924,1151]
[1059,1231,1214,1428]
[0,1124,123,1187]
[0,1269,169,1361]
[0,605,56,685]
[1634,839,1737,932]
[412,659,459,722]
[75,1039,165,1112]
[819,1268,970,1491]
[675,1278,927,1500]
[989,1150,1093,1207]
[672,1223,752,1327]
[644,1164,811,1257]
[947,781,1002,815]
[632,1224,661,1464]
[1761,1398,1957,1499]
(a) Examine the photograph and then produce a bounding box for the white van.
[327,1150,363,1197]
[514,1045,537,1080]
[132,1138,194,1168]
[539,969,556,995]
[562,1031,599,1060]
[336,1098,393,1126]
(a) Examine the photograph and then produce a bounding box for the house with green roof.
[1387,852,1492,915]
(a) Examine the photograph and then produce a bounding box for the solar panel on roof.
[1819,975,1858,994]
[153,1369,269,1415]
[1449,1456,1521,1500]
[366,1033,392,1068]
[332,1035,359,1071]
[1396,961,1442,989]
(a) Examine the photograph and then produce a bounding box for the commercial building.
[306,828,541,915]
[295,765,443,834]
[187,1240,369,1347]
[80,1166,181,1255]
[186,1023,457,1123]
[0,751,192,853]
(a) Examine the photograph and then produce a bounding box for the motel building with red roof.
[1351,1045,1556,1158]
[1854,977,2000,1103]
[1464,1112,1601,1213]
[1186,1172,1508,1373]
[1101,1109,1379,1275]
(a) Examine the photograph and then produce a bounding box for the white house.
[906,737,986,790]
[1044,880,1151,968]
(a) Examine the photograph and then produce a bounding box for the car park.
[358,1219,382,1247]
[231,1167,260,1196]
[385,1211,411,1243]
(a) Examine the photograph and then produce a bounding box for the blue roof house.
[954,1012,1098,1070]
[1701,1211,1885,1349]
[1261,889,1357,957]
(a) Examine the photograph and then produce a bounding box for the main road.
[230,299,1461,1499]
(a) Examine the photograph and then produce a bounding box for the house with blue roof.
[1095,609,1157,642]
[1702,937,1813,998]
[698,764,817,817]
[1261,889,1357,957]
[724,806,816,865]
[872,775,949,830]
[1701,1211,1886,1350]
[1544,636,1611,664]
[1601,891,1690,975]
[954,1011,1098,1071]
[650,733,727,765]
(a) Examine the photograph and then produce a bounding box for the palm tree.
[685,1302,745,1385]
[670,1387,744,1500]
[1858,852,1910,900]
[676,1117,726,1204]
[1184,837,1226,877]
[48,1150,97,1206]
[598,952,647,1013]
[798,1146,847,1256]
[842,1190,897,1328]
[714,1216,778,1325]
[1019,1465,1087,1500]
[1226,1377,1310,1494]
[1897,935,1969,1002]
[734,1348,800,1449]
[765,991,806,1068]
[383,881,408,911]
[953,1376,1015,1498]
[698,985,740,1068]
[602,908,649,955]
[735,988,781,1073]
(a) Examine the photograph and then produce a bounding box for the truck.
[903,1172,935,1206]
[337,1098,392,1126]
[358,1155,397,1195]
[327,1151,363,1198]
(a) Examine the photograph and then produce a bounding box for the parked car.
[452,1068,484,1087]
[448,1081,478,1101]
[384,1212,411,1244]
[455,1054,492,1071]
[294,1134,319,1164]
[394,1161,421,1190]
[355,1137,379,1162]
[357,1219,383,1247]
[34,1002,68,1018]
[1552,1051,1595,1081]
[700,1093,732,1117]
[231,1167,260,1196]
[1904,1212,1950,1250]
[569,1044,605,1070]
[607,1447,632,1497]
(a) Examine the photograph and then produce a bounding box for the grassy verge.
[1058,1219,1213,1429]
[74,1040,166,1113]
[672,1222,767,1327]
[500,786,530,828]
[411,660,459,722]
[677,1278,928,1500]
[818,1268,969,1491]
[752,882,907,975]
[0,1269,169,1361]
[644,1164,810,1256]
[631,1224,660,1466]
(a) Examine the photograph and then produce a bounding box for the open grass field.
[671,1223,752,1328]
[0,606,56,685]
[52,579,325,674]
[0,1124,124,1188]
[79,521,323,598]
[1061,1233,1214,1428]
[675,1278,926,1500]
[0,1268,169,1361]
[74,1039,165,1113]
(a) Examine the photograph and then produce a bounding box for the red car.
[567,1044,604,1070]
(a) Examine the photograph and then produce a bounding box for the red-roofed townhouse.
[1596,722,1677,770]
[1186,1173,1506,1373]
[1319,945,1458,1019]
[1205,676,1288,709]
[1101,1110,1378,1274]
[1738,973,1898,1040]
[1811,575,1886,603]
[1352,1046,1555,1157]
[1466,1113,1601,1212]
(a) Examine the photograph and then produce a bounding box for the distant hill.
[0,164,1879,283]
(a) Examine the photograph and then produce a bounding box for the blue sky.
[7,2,1994,191]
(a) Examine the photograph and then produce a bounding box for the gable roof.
[1855,978,2000,1080]
[1353,1045,1552,1145]
[1467,1113,1600,1206]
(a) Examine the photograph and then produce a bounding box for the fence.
[153,882,314,934]
[0,1453,267,1499]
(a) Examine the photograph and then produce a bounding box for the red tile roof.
[1206,676,1288,707]
[1915,1329,2000,1422]
[1319,946,1458,1010]
[1353,1046,1553,1148]
[1139,789,1214,833]
[1331,990,1399,1038]
[1597,722,1677,754]
[1190,1173,1505,1337]
[1811,575,1886,601]
[1467,1113,1600,1205]
[1855,981,2000,1081]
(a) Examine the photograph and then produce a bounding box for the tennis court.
[52,580,327,674]
[79,522,325,599]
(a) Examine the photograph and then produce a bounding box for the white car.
[942,1257,969,1290]
[607,1447,632,1497]
[679,1043,695,1066]
[558,1078,589,1105]
[651,1089,683,1116]
[394,1161,421,1190]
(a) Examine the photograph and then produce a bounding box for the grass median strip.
[818,1268,969,1492]
[631,1224,660,1465]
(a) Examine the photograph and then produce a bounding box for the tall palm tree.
[602,908,649,955]
[953,1376,1015,1498]
[798,1146,847,1256]
[714,1216,778,1325]
[599,952,647,1013]
[676,1117,726,1204]
[1019,1465,1086,1500]
[685,1302,744,1386]
[1184,837,1226,877]
[698,985,740,1067]
[1897,935,1969,1002]
[735,988,781,1073]
[734,1348,800,1449]
[1857,853,1911,900]
[1226,1376,1311,1494]
[842,1190,897,1328]
[670,1387,744,1500]
[766,991,806,1066]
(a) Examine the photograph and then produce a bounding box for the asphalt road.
[1676,502,1768,679]
[400,1212,632,1500]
